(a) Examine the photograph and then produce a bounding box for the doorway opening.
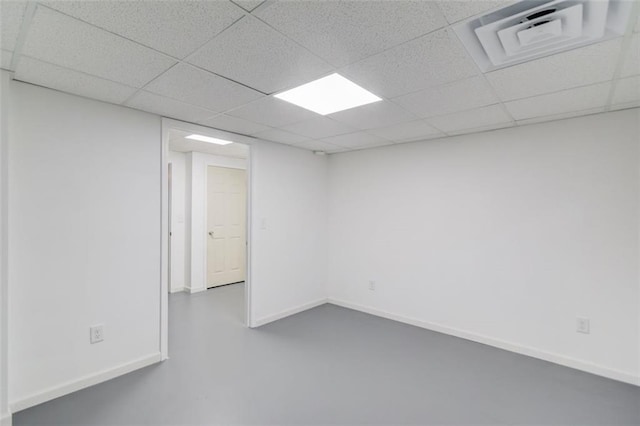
[161,118,253,360]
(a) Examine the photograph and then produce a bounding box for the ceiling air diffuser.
[453,0,634,72]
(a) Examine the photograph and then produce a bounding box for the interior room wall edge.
[8,353,161,414]
[0,70,11,426]
[252,298,328,328]
[328,298,640,386]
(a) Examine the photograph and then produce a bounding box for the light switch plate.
[576,317,590,334]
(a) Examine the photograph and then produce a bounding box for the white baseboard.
[1,412,11,426]
[252,298,327,328]
[185,286,205,294]
[169,286,186,293]
[9,352,162,413]
[328,298,640,387]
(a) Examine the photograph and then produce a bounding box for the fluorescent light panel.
[274,73,382,115]
[185,134,233,145]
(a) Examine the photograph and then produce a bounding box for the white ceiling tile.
[280,116,356,139]
[485,39,623,101]
[516,107,605,126]
[255,0,447,68]
[15,56,137,104]
[226,96,319,127]
[1,1,26,51]
[294,140,346,153]
[187,17,332,94]
[437,0,513,24]
[505,82,611,121]
[43,1,244,59]
[253,128,311,145]
[231,0,265,13]
[319,131,389,149]
[427,104,512,133]
[341,28,479,98]
[22,6,176,88]
[125,91,216,123]
[144,63,263,113]
[367,120,444,142]
[1,50,12,69]
[197,114,270,136]
[620,33,640,78]
[393,76,498,118]
[611,75,640,107]
[328,101,418,130]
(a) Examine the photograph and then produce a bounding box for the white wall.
[0,71,10,426]
[8,82,162,410]
[6,81,330,411]
[168,151,186,293]
[249,142,328,325]
[327,109,640,384]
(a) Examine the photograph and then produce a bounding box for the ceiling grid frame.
[23,3,267,101]
[252,0,450,68]
[3,0,638,154]
[604,0,640,111]
[7,0,37,72]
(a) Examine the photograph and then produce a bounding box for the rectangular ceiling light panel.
[274,73,382,115]
[454,0,634,72]
[186,134,233,145]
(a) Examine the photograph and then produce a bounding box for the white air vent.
[454,0,634,72]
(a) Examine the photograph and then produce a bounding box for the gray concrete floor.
[14,283,640,425]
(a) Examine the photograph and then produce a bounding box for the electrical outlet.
[576,317,590,334]
[90,324,104,344]
[369,280,376,291]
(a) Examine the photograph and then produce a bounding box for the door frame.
[160,118,254,360]
[167,162,172,292]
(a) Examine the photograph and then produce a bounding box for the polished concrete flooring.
[15,283,640,425]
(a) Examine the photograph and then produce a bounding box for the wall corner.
[0,412,11,426]
[0,69,12,426]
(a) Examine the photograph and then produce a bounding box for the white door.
[206,166,246,288]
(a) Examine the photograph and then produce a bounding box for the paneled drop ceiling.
[2,0,639,153]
